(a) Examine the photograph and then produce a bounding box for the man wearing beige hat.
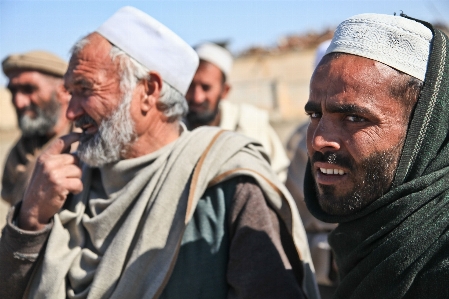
[185,42,290,182]
[1,51,72,207]
[0,6,319,299]
[304,13,449,298]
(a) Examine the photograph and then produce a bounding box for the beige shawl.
[219,101,290,182]
[27,126,314,299]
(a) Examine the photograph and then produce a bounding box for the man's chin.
[186,111,216,127]
[316,186,365,216]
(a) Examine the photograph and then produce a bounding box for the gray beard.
[75,92,136,167]
[19,93,60,137]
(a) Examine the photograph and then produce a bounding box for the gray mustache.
[74,114,97,128]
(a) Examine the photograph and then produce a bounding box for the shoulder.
[204,176,261,202]
[220,101,270,129]
[203,176,265,216]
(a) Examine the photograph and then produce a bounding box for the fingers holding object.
[46,132,82,155]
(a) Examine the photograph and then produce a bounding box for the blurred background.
[0,0,448,219]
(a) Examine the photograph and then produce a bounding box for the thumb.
[46,133,81,155]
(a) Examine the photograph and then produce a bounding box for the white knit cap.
[326,13,433,81]
[96,6,199,95]
[195,43,233,78]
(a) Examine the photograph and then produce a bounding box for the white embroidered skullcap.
[96,6,199,95]
[195,43,233,78]
[326,13,433,81]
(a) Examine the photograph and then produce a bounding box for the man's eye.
[74,86,91,95]
[7,86,16,94]
[22,86,34,94]
[347,115,366,122]
[307,112,321,119]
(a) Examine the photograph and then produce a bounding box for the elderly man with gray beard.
[0,6,319,299]
[1,51,72,209]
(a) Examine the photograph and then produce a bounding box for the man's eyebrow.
[325,103,371,115]
[304,101,372,115]
[74,78,93,87]
[65,78,92,90]
[7,83,35,90]
[304,101,321,112]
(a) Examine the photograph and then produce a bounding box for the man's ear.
[221,83,231,99]
[141,71,162,112]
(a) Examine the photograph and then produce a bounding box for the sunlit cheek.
[345,144,373,166]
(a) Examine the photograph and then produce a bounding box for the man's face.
[305,54,410,216]
[7,70,61,136]
[185,61,229,127]
[64,33,136,166]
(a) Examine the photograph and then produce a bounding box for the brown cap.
[2,50,68,78]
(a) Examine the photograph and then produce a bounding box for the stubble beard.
[185,96,221,128]
[75,90,137,167]
[314,141,404,216]
[18,92,61,137]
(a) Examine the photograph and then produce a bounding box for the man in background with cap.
[304,13,449,298]
[1,51,72,208]
[185,42,290,182]
[0,7,319,299]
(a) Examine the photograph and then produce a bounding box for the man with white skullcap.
[185,42,290,182]
[0,6,319,299]
[303,13,449,298]
[1,51,72,208]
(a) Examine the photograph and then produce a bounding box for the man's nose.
[66,95,84,121]
[310,118,341,153]
[191,85,206,104]
[12,92,31,110]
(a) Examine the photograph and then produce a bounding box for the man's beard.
[311,141,404,216]
[18,92,60,137]
[75,91,136,167]
[185,97,220,128]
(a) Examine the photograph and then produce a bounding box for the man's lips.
[80,123,97,135]
[314,162,348,185]
[319,167,345,175]
[189,103,209,112]
[19,109,37,118]
[75,114,98,135]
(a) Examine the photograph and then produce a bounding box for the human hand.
[18,133,83,231]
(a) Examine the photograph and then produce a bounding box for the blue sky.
[0,0,448,86]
